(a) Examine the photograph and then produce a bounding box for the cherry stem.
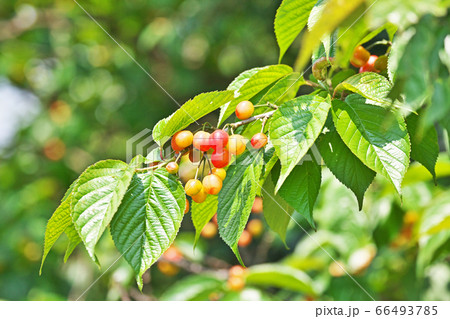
[261,116,268,133]
[205,153,213,174]
[366,40,392,51]
[229,110,276,129]
[254,102,278,110]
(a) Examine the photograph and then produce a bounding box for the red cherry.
[250,133,268,149]
[359,55,379,73]
[193,131,212,152]
[350,46,370,68]
[210,129,229,152]
[211,149,230,168]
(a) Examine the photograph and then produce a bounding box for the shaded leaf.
[277,157,321,229]
[317,129,376,209]
[406,112,439,182]
[261,167,293,244]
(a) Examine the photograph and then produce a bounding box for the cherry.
[227,276,245,291]
[350,46,370,68]
[166,162,179,174]
[251,197,263,213]
[185,179,203,196]
[191,187,207,203]
[359,55,379,73]
[212,167,226,181]
[201,222,217,239]
[228,134,246,156]
[250,132,268,149]
[171,130,193,152]
[212,214,218,225]
[211,148,230,168]
[374,55,388,72]
[209,129,229,152]
[235,101,254,120]
[247,219,264,237]
[163,246,182,262]
[238,230,252,247]
[189,148,202,164]
[229,265,246,278]
[157,261,179,276]
[193,131,212,152]
[184,198,190,214]
[203,174,223,195]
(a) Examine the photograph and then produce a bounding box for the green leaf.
[246,264,316,295]
[191,195,218,246]
[40,193,73,274]
[227,67,264,91]
[334,72,392,105]
[110,168,185,289]
[160,274,223,301]
[71,160,135,261]
[424,78,450,127]
[334,12,367,68]
[40,180,79,273]
[406,112,439,182]
[63,224,82,263]
[308,0,338,61]
[332,95,410,195]
[295,0,364,71]
[277,158,321,229]
[274,0,317,62]
[268,95,331,192]
[258,142,279,192]
[417,193,450,276]
[392,15,447,110]
[317,130,376,209]
[257,72,305,105]
[261,167,293,244]
[217,150,264,264]
[358,22,397,46]
[153,90,234,145]
[218,65,292,126]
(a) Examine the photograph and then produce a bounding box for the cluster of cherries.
[165,101,269,204]
[350,45,388,73]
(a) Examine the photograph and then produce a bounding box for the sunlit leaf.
[274,0,317,62]
[332,95,410,195]
[268,95,331,192]
[110,169,185,289]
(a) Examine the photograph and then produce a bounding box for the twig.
[229,110,276,129]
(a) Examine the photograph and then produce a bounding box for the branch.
[229,110,276,129]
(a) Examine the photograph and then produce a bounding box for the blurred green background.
[0,0,449,301]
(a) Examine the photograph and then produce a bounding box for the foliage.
[1,0,449,301]
[38,0,450,290]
